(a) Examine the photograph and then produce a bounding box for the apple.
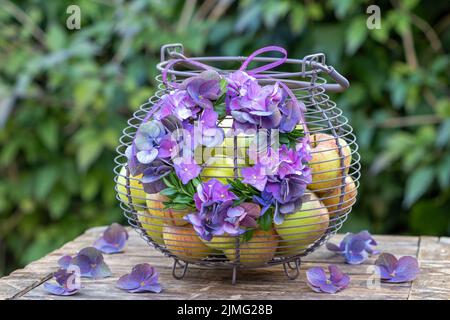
[117,166,147,209]
[223,229,278,266]
[163,225,213,260]
[308,133,352,192]
[146,193,189,226]
[200,156,238,183]
[275,192,329,256]
[136,210,164,245]
[201,233,241,250]
[320,175,357,216]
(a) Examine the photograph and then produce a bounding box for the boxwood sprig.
[161,172,199,210]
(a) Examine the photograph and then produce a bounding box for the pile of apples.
[117,132,357,266]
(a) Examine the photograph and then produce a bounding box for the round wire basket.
[114,44,360,284]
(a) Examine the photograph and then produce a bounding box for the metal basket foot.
[231,265,238,285]
[283,258,301,280]
[172,259,189,280]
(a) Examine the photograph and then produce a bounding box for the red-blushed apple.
[320,175,357,216]
[308,133,352,192]
[146,193,189,226]
[163,225,213,260]
[224,229,278,266]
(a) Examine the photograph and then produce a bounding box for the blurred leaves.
[0,0,449,276]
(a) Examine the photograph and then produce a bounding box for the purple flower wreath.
[124,46,313,240]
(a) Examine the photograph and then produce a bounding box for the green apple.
[275,192,329,256]
[136,210,164,245]
[308,133,352,192]
[117,165,147,209]
[163,225,213,261]
[224,229,278,266]
[200,156,238,183]
[201,233,241,250]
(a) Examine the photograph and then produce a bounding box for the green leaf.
[34,166,59,200]
[403,167,434,208]
[242,229,254,243]
[77,139,103,172]
[346,17,368,55]
[259,210,273,231]
[37,119,58,151]
[160,188,177,196]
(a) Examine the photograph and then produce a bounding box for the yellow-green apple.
[136,210,164,245]
[200,156,237,183]
[308,133,352,192]
[146,193,189,226]
[201,233,241,250]
[275,192,329,256]
[163,225,213,260]
[224,229,278,265]
[321,175,357,216]
[117,166,147,208]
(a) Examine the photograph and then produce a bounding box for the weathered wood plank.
[0,227,424,300]
[408,236,450,300]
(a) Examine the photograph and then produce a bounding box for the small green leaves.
[161,172,199,210]
[279,128,304,149]
[258,209,273,231]
[227,178,259,205]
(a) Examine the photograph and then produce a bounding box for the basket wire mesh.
[114,44,360,284]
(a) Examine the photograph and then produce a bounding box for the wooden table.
[0,227,449,300]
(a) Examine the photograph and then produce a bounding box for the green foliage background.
[0,0,449,276]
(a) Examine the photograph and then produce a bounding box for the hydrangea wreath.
[126,46,312,242]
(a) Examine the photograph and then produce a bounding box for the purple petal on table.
[117,263,162,294]
[117,274,140,290]
[344,250,368,265]
[387,256,420,283]
[329,265,350,289]
[306,267,327,287]
[71,254,91,275]
[129,283,162,293]
[94,223,128,254]
[357,230,378,245]
[319,283,339,294]
[375,253,398,279]
[326,242,342,252]
[90,261,112,279]
[58,255,73,269]
[44,282,69,296]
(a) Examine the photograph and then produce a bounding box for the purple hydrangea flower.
[158,135,178,158]
[117,263,162,293]
[133,120,166,165]
[375,253,420,283]
[326,231,379,265]
[58,255,73,269]
[245,137,312,224]
[306,265,350,294]
[173,157,202,184]
[226,71,283,130]
[70,247,112,278]
[252,191,274,217]
[241,163,268,191]
[140,159,172,194]
[222,202,260,235]
[44,268,81,296]
[186,201,259,240]
[186,77,221,109]
[93,223,129,254]
[155,90,198,121]
[193,179,237,210]
[279,100,303,133]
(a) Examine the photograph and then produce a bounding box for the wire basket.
[114,44,360,284]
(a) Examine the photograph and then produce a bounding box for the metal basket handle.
[159,43,350,92]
